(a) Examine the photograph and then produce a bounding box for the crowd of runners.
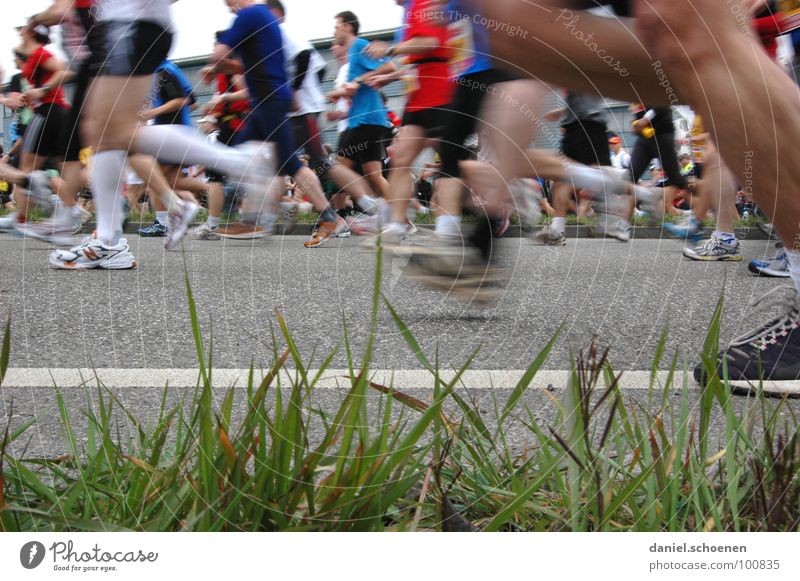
[0,0,799,397]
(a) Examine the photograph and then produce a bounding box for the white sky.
[1,0,404,82]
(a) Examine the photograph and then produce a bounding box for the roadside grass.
[0,248,798,532]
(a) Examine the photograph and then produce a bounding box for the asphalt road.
[0,232,789,371]
[1,232,798,457]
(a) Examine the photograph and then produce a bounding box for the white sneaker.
[14,218,75,245]
[0,212,19,232]
[49,235,136,270]
[190,222,221,240]
[165,199,200,250]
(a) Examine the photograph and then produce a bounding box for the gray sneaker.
[533,226,566,246]
[592,218,631,242]
[683,236,742,261]
[190,222,221,241]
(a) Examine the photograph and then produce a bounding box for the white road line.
[1,368,697,390]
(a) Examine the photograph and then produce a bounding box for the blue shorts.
[234,99,302,176]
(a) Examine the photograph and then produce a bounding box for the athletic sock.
[91,150,127,246]
[551,216,566,235]
[713,230,737,245]
[319,207,338,223]
[156,211,168,225]
[786,249,800,296]
[435,215,462,237]
[207,215,220,229]
[136,125,250,179]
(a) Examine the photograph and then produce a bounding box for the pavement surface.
[1,232,798,456]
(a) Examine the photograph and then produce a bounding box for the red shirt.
[214,74,249,132]
[75,0,93,6]
[402,0,454,112]
[22,47,68,110]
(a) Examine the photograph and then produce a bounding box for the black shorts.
[95,20,173,77]
[439,68,518,179]
[23,103,70,159]
[694,162,704,180]
[561,120,611,166]
[402,106,448,139]
[64,59,93,163]
[338,124,391,166]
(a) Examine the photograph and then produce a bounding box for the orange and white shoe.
[304,219,348,248]
[49,235,136,270]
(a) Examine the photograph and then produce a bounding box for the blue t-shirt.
[152,60,193,126]
[347,38,390,129]
[446,0,492,77]
[219,4,291,103]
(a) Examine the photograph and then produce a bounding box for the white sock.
[379,201,392,225]
[618,218,631,230]
[207,215,220,229]
[53,202,73,225]
[91,150,127,246]
[156,211,168,225]
[786,249,800,296]
[435,215,462,237]
[357,194,378,212]
[713,230,736,243]
[551,216,566,235]
[136,125,249,179]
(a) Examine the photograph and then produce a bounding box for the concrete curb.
[109,223,775,240]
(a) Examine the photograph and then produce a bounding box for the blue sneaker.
[138,221,167,237]
[664,215,702,242]
[749,245,790,277]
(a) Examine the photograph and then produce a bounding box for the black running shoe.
[138,221,168,237]
[694,287,800,397]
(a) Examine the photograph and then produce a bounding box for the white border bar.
[1,368,692,390]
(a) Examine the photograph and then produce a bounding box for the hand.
[23,87,47,104]
[199,66,216,85]
[366,74,391,89]
[366,40,390,60]
[138,108,156,122]
[291,96,300,113]
[326,110,347,122]
[204,94,223,112]
[343,82,360,97]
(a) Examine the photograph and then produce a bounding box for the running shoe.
[758,221,778,240]
[13,218,76,245]
[190,222,221,241]
[138,221,168,237]
[304,219,348,248]
[664,214,702,242]
[347,213,379,236]
[683,236,742,261]
[49,235,136,270]
[217,221,268,240]
[533,226,566,246]
[748,245,790,277]
[403,235,504,304]
[0,212,20,232]
[592,218,631,242]
[165,199,200,250]
[694,287,800,397]
[28,170,55,212]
